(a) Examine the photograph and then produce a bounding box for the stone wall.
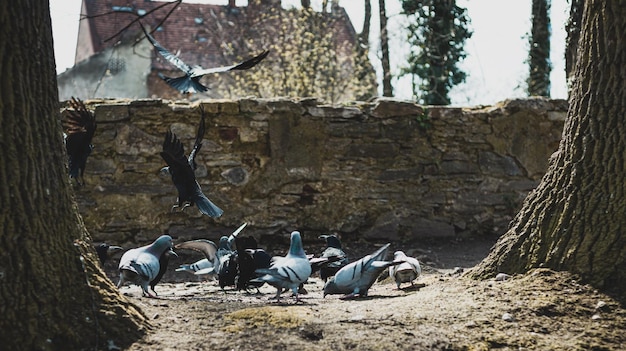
[70,97,567,246]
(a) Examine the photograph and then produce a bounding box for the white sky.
[50,0,569,106]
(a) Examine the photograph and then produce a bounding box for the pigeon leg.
[170,204,180,212]
[180,203,191,212]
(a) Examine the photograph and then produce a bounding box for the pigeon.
[175,223,247,288]
[389,251,422,289]
[252,231,312,302]
[318,234,349,282]
[150,249,175,295]
[63,97,96,186]
[140,23,269,94]
[323,243,401,299]
[234,236,271,292]
[94,243,123,266]
[160,106,223,218]
[117,235,177,298]
[175,258,215,275]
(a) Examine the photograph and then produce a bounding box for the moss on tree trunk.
[0,1,149,349]
[471,0,626,302]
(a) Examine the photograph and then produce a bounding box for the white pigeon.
[389,251,422,289]
[252,231,312,302]
[175,258,215,276]
[117,235,176,298]
[323,243,401,299]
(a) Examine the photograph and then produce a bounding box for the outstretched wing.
[140,22,192,75]
[187,106,206,171]
[191,50,270,77]
[64,97,96,142]
[176,239,219,262]
[160,130,195,184]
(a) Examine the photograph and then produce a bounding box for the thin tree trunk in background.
[379,0,393,96]
[527,0,552,97]
[0,1,149,349]
[565,0,583,92]
[361,0,372,45]
[471,0,626,302]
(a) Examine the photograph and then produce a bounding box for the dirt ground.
[105,237,626,350]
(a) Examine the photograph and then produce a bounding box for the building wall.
[67,97,567,247]
[57,36,153,100]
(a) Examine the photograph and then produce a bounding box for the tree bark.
[565,0,583,90]
[379,0,393,97]
[0,1,149,349]
[471,0,626,302]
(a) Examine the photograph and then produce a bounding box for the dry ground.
[104,238,626,350]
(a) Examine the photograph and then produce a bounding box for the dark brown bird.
[63,97,96,186]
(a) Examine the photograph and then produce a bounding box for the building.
[58,0,375,102]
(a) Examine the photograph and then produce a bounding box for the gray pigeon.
[252,231,312,302]
[318,234,349,282]
[175,258,215,276]
[389,251,422,289]
[117,235,177,298]
[323,243,401,299]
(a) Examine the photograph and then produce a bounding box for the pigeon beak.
[318,235,328,239]
[169,248,178,257]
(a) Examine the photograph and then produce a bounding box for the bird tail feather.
[195,193,224,218]
[158,73,208,93]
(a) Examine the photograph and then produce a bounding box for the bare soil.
[104,238,626,350]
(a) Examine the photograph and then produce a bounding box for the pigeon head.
[320,234,342,249]
[218,236,230,250]
[159,166,171,177]
[322,277,340,297]
[288,231,306,258]
[393,251,408,260]
[150,235,177,257]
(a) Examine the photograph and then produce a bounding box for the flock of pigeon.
[63,23,423,303]
[107,228,422,302]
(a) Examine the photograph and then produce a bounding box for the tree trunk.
[471,0,626,302]
[565,0,583,91]
[527,0,552,97]
[379,0,393,97]
[0,1,149,349]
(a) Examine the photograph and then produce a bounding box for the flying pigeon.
[140,23,269,94]
[389,251,422,289]
[175,223,247,288]
[160,106,223,218]
[175,258,215,275]
[63,97,96,186]
[318,234,349,282]
[117,235,177,298]
[94,243,123,266]
[323,243,401,299]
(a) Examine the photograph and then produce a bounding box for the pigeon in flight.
[389,251,422,289]
[117,235,177,298]
[318,234,349,282]
[140,23,269,94]
[94,243,123,266]
[63,97,96,186]
[323,243,401,299]
[160,106,223,218]
[252,231,312,302]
